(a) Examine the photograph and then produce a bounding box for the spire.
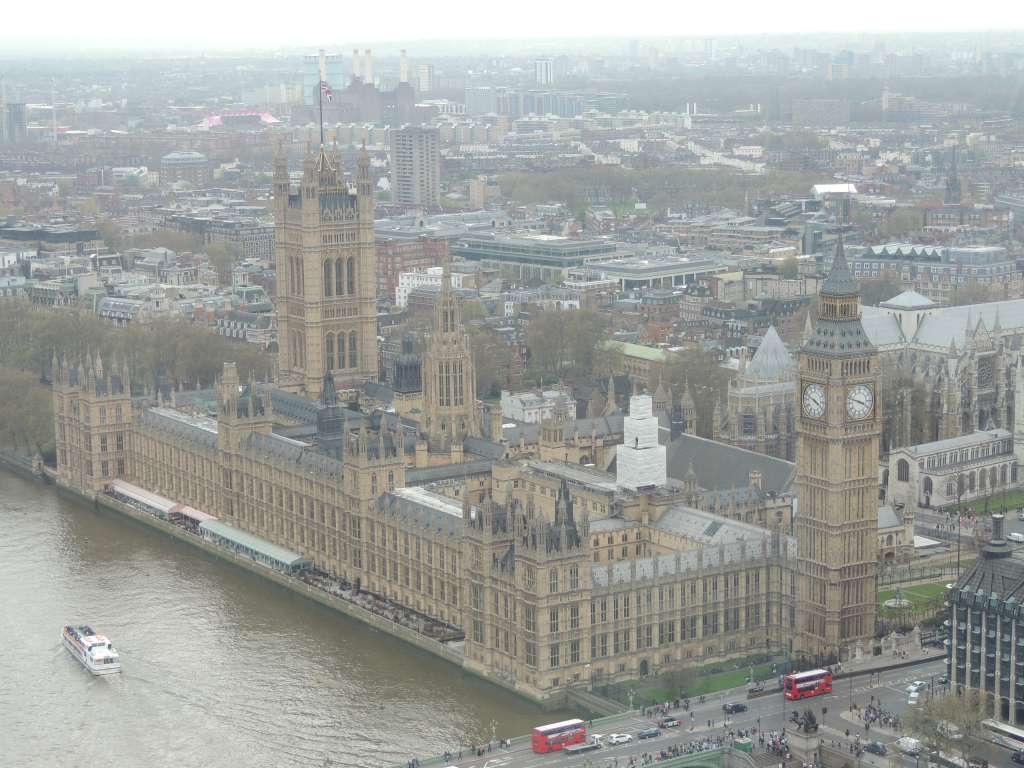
[321,370,338,407]
[821,235,859,296]
[803,311,814,343]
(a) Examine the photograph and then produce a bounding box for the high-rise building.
[3,102,27,144]
[534,58,554,86]
[274,147,378,399]
[795,237,880,662]
[390,126,440,208]
[416,63,434,94]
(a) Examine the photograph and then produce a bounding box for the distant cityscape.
[5,29,1024,767]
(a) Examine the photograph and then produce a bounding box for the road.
[429,659,954,768]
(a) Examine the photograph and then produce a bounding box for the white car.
[907,691,920,706]
[906,680,927,693]
[607,733,632,745]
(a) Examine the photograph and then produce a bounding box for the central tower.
[421,267,478,449]
[274,147,378,400]
[795,238,880,660]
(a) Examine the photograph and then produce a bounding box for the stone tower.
[795,237,880,661]
[420,267,479,449]
[274,146,377,400]
[53,351,133,494]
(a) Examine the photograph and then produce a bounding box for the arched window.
[335,258,343,297]
[337,333,346,368]
[968,472,976,492]
[325,334,335,370]
[980,471,987,491]
[323,261,333,297]
[923,476,933,495]
[946,481,956,497]
[897,459,910,482]
[347,258,356,296]
[1002,465,1008,485]
[886,534,893,547]
[348,331,357,368]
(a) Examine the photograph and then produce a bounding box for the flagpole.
[318,48,325,147]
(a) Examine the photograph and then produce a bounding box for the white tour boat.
[62,625,121,675]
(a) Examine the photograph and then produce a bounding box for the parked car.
[659,718,681,728]
[638,728,661,740]
[1011,750,1024,764]
[748,681,765,693]
[607,734,632,746]
[723,702,747,714]
[863,742,887,756]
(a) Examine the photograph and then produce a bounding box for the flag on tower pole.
[320,80,334,102]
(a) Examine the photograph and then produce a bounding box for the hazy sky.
[2,0,1022,51]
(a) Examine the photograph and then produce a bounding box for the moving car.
[659,718,681,728]
[607,733,632,746]
[638,727,661,740]
[908,691,921,706]
[722,702,748,714]
[863,741,887,756]
[906,680,927,693]
[1011,750,1024,764]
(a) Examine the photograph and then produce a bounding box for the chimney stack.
[399,49,409,84]
[352,49,361,80]
[363,49,373,83]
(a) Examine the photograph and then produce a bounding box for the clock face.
[847,384,874,420]
[802,383,826,418]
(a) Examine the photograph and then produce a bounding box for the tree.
[883,207,924,239]
[524,309,610,385]
[904,689,988,765]
[950,280,993,306]
[779,255,799,279]
[859,277,904,306]
[656,348,733,438]
[205,241,243,286]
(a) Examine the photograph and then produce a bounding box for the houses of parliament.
[51,145,881,704]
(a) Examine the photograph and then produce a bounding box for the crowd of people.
[856,699,901,731]
[761,729,790,758]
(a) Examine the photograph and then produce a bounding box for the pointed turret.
[821,236,858,297]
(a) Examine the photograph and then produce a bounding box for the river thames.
[0,471,568,767]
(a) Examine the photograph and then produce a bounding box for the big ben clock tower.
[796,237,880,661]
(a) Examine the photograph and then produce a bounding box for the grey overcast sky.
[2,0,1022,51]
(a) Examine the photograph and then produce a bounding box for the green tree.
[779,255,799,279]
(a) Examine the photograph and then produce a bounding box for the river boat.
[62,625,121,675]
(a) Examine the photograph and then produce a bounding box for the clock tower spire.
[795,236,880,662]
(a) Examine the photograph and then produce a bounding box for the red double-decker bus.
[783,669,833,700]
[531,718,587,753]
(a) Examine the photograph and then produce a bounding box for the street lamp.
[954,472,965,579]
